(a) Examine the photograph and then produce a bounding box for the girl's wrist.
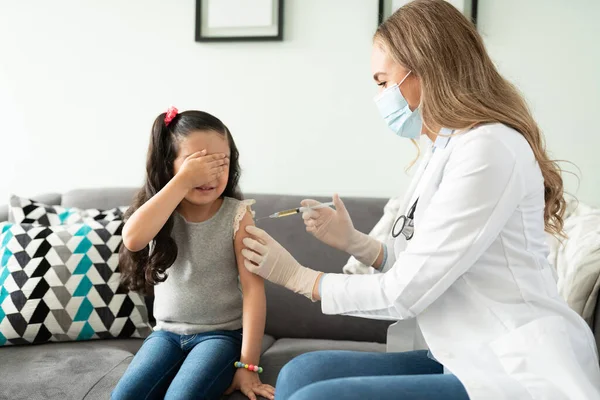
[239,352,260,366]
[170,173,192,197]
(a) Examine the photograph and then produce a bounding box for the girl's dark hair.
[119,110,242,294]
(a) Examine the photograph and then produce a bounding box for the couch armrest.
[0,205,7,223]
[595,294,600,359]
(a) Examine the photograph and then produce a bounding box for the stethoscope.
[390,131,451,241]
[391,197,418,240]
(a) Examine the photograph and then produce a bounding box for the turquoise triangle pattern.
[74,276,93,297]
[74,255,93,274]
[0,219,150,346]
[74,297,94,322]
[1,230,12,247]
[1,248,12,267]
[74,225,92,237]
[59,210,75,224]
[76,321,95,341]
[0,267,9,286]
[0,286,8,304]
[74,237,92,254]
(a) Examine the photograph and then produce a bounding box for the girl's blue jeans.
[111,329,242,400]
[275,349,470,400]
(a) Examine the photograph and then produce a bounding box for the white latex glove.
[241,225,321,300]
[302,194,382,266]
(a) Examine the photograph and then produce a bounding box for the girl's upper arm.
[234,206,264,289]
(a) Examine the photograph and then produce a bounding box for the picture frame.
[195,0,284,42]
[378,0,478,26]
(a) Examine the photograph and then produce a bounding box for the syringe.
[262,201,335,220]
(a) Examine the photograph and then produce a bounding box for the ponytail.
[119,112,179,294]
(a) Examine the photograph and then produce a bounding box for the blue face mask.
[374,71,422,139]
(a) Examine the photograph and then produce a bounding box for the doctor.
[242,0,600,399]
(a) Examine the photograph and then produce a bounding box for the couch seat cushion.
[0,339,143,400]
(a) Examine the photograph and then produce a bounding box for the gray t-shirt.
[153,197,253,335]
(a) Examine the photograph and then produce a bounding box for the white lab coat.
[321,123,600,399]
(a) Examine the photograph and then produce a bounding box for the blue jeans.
[276,350,470,400]
[112,329,242,400]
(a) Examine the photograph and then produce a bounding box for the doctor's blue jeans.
[275,350,470,400]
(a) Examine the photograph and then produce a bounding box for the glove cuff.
[288,265,323,301]
[347,230,382,267]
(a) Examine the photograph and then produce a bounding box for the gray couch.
[0,188,393,400]
[2,189,599,400]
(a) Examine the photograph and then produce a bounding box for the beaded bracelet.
[234,361,263,373]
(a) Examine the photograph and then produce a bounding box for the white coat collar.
[433,128,452,150]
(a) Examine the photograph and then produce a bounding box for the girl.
[112,107,275,400]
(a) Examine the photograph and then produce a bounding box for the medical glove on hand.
[302,194,381,266]
[241,226,321,300]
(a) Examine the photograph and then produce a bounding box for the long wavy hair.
[376,0,565,236]
[119,110,242,294]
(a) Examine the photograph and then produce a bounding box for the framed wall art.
[378,0,478,26]
[196,0,284,42]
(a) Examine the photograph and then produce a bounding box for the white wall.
[1,0,599,206]
[478,0,600,206]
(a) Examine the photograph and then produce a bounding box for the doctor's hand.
[301,194,355,251]
[241,225,322,300]
[302,194,382,266]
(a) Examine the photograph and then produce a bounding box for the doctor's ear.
[399,75,422,112]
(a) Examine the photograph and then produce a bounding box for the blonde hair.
[375,0,565,237]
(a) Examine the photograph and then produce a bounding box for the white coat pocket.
[489,316,600,400]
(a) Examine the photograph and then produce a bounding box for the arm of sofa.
[0,205,7,222]
[595,294,600,358]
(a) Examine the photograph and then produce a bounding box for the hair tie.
[164,106,178,126]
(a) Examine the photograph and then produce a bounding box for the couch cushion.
[0,340,138,400]
[61,188,138,210]
[9,195,128,226]
[0,221,151,346]
[57,191,393,343]
[252,194,393,342]
[1,193,62,223]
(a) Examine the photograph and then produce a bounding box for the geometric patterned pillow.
[0,220,151,346]
[9,195,129,226]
